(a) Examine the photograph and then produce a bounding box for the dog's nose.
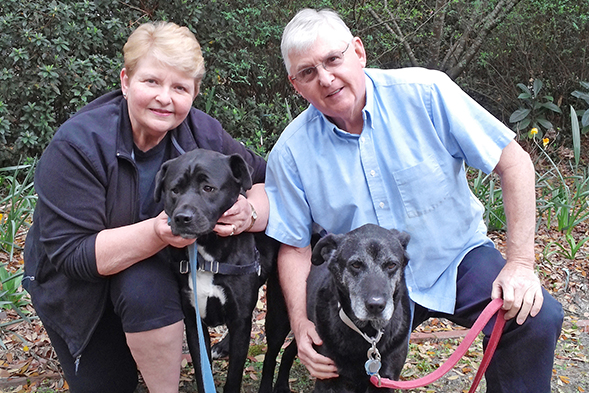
[366,297,386,314]
[174,212,193,226]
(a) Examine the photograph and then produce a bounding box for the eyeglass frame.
[289,41,352,84]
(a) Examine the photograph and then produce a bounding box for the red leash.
[371,298,506,392]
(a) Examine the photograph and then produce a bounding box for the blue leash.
[188,243,217,392]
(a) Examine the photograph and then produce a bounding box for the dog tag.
[365,358,382,376]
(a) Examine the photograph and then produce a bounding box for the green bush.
[0,0,310,164]
[1,0,588,166]
[464,0,589,127]
[0,0,138,165]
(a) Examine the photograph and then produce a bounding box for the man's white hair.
[281,9,353,75]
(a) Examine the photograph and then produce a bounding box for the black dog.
[154,148,286,393]
[279,224,412,393]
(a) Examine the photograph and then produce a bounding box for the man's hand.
[491,262,543,325]
[294,318,339,379]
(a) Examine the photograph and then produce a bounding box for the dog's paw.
[211,335,230,359]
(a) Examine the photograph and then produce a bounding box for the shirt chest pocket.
[392,159,450,218]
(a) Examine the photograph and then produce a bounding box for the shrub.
[0,0,306,164]
[0,0,139,165]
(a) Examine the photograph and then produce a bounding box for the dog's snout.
[174,211,194,226]
[366,296,386,314]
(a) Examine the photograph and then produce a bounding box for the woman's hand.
[96,211,195,275]
[154,211,196,248]
[214,194,255,237]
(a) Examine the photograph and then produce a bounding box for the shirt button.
[379,202,385,209]
[370,170,376,177]
[360,137,366,143]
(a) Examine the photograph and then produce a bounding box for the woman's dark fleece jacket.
[23,90,266,359]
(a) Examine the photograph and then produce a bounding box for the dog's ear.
[154,160,171,203]
[311,234,340,265]
[389,228,411,266]
[389,228,410,250]
[228,154,253,191]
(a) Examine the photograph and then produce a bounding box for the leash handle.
[188,244,217,392]
[370,298,506,390]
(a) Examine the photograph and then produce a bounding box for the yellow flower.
[530,127,538,136]
[23,345,29,352]
[543,138,549,147]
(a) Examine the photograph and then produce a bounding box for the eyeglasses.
[290,42,351,84]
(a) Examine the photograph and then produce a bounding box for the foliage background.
[1,0,588,166]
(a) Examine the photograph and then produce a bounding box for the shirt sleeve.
[34,136,104,282]
[265,142,314,248]
[428,71,515,174]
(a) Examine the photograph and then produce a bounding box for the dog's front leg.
[258,271,292,393]
[222,317,253,393]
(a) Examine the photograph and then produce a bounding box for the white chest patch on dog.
[187,246,227,319]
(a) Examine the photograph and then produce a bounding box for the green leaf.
[533,79,543,96]
[517,83,531,95]
[518,92,532,100]
[581,110,589,127]
[570,106,581,167]
[536,117,553,130]
[509,108,530,123]
[519,118,531,129]
[542,102,562,114]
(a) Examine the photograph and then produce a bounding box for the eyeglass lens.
[295,43,350,83]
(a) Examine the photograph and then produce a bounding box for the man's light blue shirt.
[265,67,514,313]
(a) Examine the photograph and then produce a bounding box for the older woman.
[24,22,268,393]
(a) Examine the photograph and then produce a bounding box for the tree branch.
[447,0,522,79]
[428,0,448,69]
[366,4,419,67]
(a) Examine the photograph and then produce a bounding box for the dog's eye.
[203,185,215,193]
[171,187,180,195]
[350,261,363,270]
[384,262,397,271]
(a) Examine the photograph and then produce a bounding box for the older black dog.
[154,148,286,393]
[279,224,412,393]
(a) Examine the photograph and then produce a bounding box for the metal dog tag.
[365,358,382,375]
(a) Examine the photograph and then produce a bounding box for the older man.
[265,8,563,393]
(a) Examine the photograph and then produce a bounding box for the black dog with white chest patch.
[305,224,412,393]
[154,148,286,393]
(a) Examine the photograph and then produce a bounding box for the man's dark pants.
[412,245,564,393]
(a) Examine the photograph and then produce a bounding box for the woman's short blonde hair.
[123,21,206,89]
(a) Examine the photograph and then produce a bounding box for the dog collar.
[197,251,260,275]
[338,305,384,377]
[338,306,384,344]
[181,248,261,276]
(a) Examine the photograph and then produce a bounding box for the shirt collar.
[363,70,375,130]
